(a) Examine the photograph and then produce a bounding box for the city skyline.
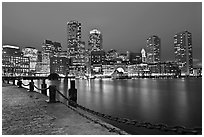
[2,2,202,67]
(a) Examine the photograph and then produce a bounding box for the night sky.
[2,2,202,66]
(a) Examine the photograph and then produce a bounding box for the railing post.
[41,79,47,96]
[29,79,34,92]
[17,79,22,88]
[49,85,56,103]
[7,79,9,84]
[68,80,77,107]
[13,79,15,85]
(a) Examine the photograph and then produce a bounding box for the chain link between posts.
[33,84,49,91]
[22,83,30,86]
[54,88,202,135]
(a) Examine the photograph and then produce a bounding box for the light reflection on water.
[22,78,202,134]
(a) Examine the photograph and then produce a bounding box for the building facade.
[67,20,81,58]
[50,57,70,76]
[129,52,142,65]
[88,29,102,51]
[41,40,62,75]
[90,50,105,75]
[174,31,193,75]
[22,47,38,72]
[2,45,30,76]
[141,48,146,63]
[41,40,54,75]
[146,35,161,63]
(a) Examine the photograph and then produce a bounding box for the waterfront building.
[67,20,81,58]
[129,52,142,65]
[35,51,43,76]
[127,62,179,77]
[146,35,161,63]
[22,47,38,72]
[102,65,116,76]
[127,63,150,77]
[174,31,193,76]
[148,62,180,77]
[193,67,202,77]
[37,51,42,62]
[161,62,180,76]
[106,49,118,62]
[90,50,105,75]
[141,48,147,63]
[148,63,161,74]
[41,40,54,75]
[50,56,70,76]
[118,53,127,61]
[117,53,130,65]
[53,41,62,56]
[91,50,105,65]
[88,29,102,51]
[41,40,62,75]
[2,45,30,76]
[69,41,86,77]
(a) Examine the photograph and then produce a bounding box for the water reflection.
[21,78,201,134]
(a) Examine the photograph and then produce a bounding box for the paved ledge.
[2,83,128,135]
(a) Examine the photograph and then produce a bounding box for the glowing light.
[3,45,19,49]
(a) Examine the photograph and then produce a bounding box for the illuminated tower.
[141,48,146,63]
[174,31,193,75]
[146,35,161,63]
[41,40,54,75]
[89,29,102,51]
[67,20,81,58]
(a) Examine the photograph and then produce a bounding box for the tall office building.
[41,40,54,75]
[67,20,82,58]
[89,29,102,51]
[146,35,161,63]
[41,40,62,75]
[174,31,193,75]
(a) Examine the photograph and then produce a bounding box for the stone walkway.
[2,83,128,135]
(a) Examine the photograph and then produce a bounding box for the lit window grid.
[174,31,193,74]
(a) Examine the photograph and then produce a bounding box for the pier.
[2,83,127,135]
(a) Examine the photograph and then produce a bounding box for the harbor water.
[22,78,202,134]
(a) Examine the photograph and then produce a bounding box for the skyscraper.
[146,35,161,63]
[174,31,193,75]
[67,20,81,58]
[42,40,54,75]
[89,29,102,51]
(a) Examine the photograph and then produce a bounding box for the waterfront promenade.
[2,83,128,135]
